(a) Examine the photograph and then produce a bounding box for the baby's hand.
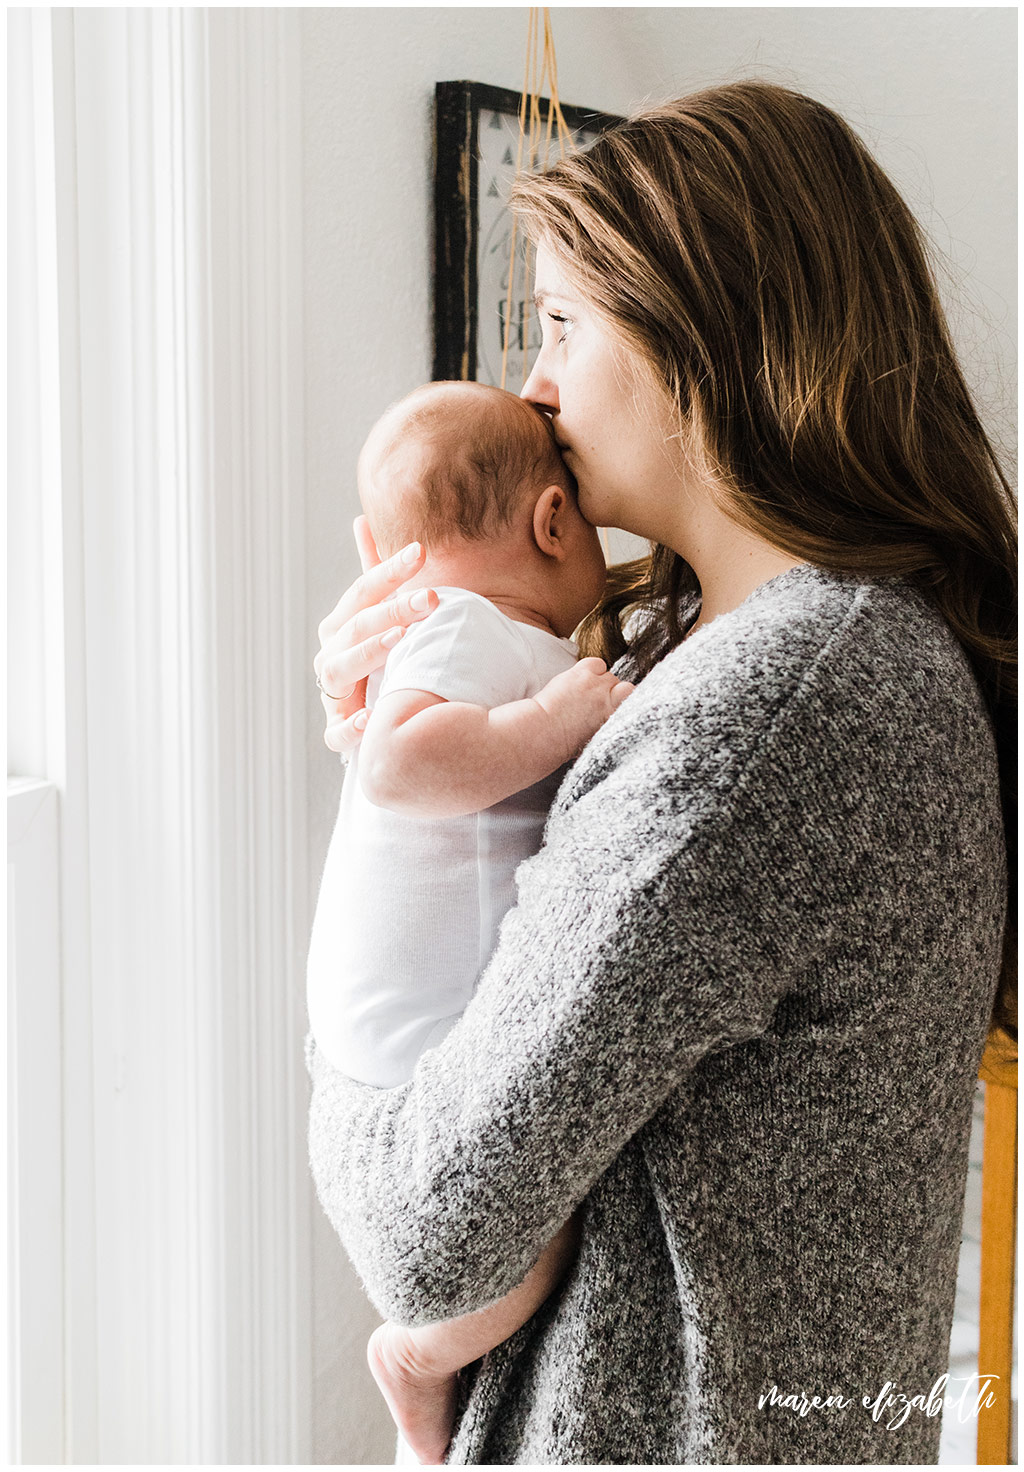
[533,657,635,762]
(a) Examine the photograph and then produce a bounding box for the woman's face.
[520,242,690,541]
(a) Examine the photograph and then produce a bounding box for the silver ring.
[316,674,346,701]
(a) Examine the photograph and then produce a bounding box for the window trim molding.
[7,779,65,1463]
[40,10,310,1460]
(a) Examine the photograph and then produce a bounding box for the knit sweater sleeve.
[307,590,863,1326]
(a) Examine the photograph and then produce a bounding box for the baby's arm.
[359,658,633,817]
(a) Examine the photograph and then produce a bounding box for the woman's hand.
[315,516,438,755]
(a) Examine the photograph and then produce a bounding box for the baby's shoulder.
[411,587,532,657]
[429,585,516,626]
[375,585,550,710]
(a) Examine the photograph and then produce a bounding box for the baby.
[306,380,633,1464]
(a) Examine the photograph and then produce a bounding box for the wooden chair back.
[976,1029,1017,1465]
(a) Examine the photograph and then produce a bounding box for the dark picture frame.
[433,81,625,386]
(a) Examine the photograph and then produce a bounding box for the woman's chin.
[575,484,604,528]
[580,492,649,543]
[580,497,622,538]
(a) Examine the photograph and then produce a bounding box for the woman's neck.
[661,499,808,637]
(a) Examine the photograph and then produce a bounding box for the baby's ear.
[531,484,569,557]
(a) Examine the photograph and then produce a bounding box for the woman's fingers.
[316,620,425,707]
[354,514,381,574]
[319,674,366,718]
[343,586,439,650]
[314,596,438,690]
[313,522,438,751]
[317,538,427,645]
[324,703,372,755]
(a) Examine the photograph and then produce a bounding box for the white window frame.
[7,10,311,1461]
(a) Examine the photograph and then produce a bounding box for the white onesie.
[306,587,579,1088]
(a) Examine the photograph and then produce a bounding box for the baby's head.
[359,381,574,556]
[357,381,607,634]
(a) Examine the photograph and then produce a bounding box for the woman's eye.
[547,312,574,345]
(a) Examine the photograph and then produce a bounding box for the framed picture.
[433,81,625,389]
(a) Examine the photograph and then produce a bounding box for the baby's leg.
[367,1210,582,1465]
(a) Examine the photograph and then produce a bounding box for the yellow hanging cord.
[501,9,612,565]
[498,11,532,396]
[519,12,548,390]
[500,8,576,396]
[542,8,572,159]
[500,11,534,391]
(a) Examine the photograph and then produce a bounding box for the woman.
[308,81,1016,1464]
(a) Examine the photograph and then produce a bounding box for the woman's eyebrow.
[532,287,580,308]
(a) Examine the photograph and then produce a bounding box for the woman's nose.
[520,355,558,413]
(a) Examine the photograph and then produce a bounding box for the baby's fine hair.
[359,381,574,559]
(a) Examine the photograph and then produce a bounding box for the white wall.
[302,8,1016,1462]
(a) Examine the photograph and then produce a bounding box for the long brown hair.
[509,81,1017,1053]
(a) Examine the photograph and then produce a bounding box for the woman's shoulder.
[711,563,985,733]
[535,563,1001,896]
[631,563,977,720]
[566,564,993,817]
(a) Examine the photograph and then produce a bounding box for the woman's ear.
[531,484,569,559]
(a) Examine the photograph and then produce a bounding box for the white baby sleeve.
[376,590,536,709]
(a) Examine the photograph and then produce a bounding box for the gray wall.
[302,8,1016,1462]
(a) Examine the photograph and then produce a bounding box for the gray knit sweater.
[306,562,1006,1465]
